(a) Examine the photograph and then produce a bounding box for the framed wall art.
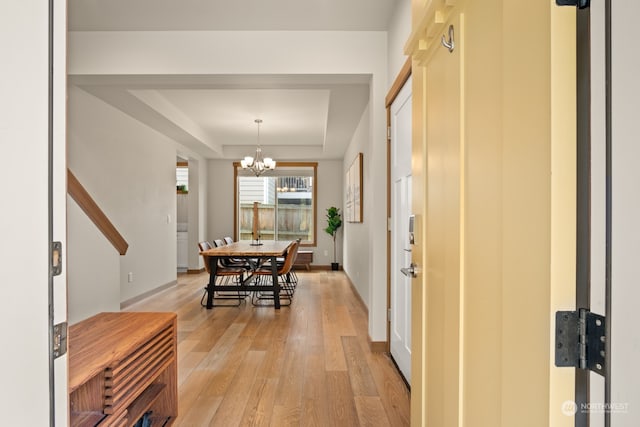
[345,152,363,223]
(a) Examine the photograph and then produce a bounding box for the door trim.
[575,6,592,426]
[48,0,57,423]
[574,3,612,425]
[385,57,412,355]
[603,1,611,423]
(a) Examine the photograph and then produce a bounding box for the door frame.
[572,2,612,425]
[385,58,413,360]
[574,5,594,425]
[51,0,69,424]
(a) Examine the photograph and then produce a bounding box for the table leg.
[206,256,218,309]
[271,255,281,309]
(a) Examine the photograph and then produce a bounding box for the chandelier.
[240,119,276,177]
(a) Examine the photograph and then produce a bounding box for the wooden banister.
[67,169,129,255]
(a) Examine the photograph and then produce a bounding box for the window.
[176,162,188,193]
[234,162,317,246]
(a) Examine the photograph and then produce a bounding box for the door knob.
[400,263,419,279]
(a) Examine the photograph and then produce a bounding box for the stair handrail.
[67,169,129,255]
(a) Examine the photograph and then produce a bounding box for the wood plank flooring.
[125,270,410,426]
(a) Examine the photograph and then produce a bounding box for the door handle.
[400,263,419,279]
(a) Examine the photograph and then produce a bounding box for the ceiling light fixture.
[240,119,276,177]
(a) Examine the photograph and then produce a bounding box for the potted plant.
[324,206,342,270]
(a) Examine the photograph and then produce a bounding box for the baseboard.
[187,268,205,274]
[368,337,387,353]
[120,280,177,309]
[344,272,368,316]
[344,272,388,353]
[306,264,344,271]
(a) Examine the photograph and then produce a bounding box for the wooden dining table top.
[200,240,293,257]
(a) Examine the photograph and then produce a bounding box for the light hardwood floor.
[125,270,410,426]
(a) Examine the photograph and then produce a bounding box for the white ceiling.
[69,1,396,160]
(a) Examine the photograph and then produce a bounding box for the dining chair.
[250,240,299,306]
[198,241,248,306]
[262,238,301,288]
[213,238,252,269]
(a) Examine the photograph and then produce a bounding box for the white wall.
[207,160,235,243]
[317,161,344,265]
[387,0,411,85]
[67,198,120,324]
[68,86,178,304]
[69,31,386,76]
[188,159,208,270]
[343,106,372,307]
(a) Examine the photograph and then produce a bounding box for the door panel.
[390,76,412,384]
[390,177,412,381]
[390,82,413,382]
[1,1,67,424]
[423,14,462,427]
[52,0,69,422]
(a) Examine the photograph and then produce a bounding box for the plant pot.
[331,262,339,271]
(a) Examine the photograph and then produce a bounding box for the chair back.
[198,241,213,252]
[213,239,225,247]
[198,241,213,274]
[279,240,299,275]
[224,236,234,245]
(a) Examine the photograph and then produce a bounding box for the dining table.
[199,240,293,309]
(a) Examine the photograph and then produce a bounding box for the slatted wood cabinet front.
[68,312,178,426]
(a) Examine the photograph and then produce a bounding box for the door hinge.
[387,308,392,322]
[387,217,392,232]
[555,309,605,376]
[53,322,68,359]
[555,0,589,9]
[387,126,391,141]
[51,241,62,276]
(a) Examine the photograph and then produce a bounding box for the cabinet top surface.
[68,312,176,391]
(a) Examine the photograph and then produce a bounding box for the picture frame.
[345,152,363,223]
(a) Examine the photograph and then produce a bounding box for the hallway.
[125,270,410,426]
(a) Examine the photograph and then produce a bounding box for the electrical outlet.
[324,250,328,257]
[128,272,134,283]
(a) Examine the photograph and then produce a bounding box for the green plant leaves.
[325,206,342,237]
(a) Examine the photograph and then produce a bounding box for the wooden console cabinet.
[69,312,178,426]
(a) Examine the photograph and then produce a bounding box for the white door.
[1,1,67,424]
[390,76,412,383]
